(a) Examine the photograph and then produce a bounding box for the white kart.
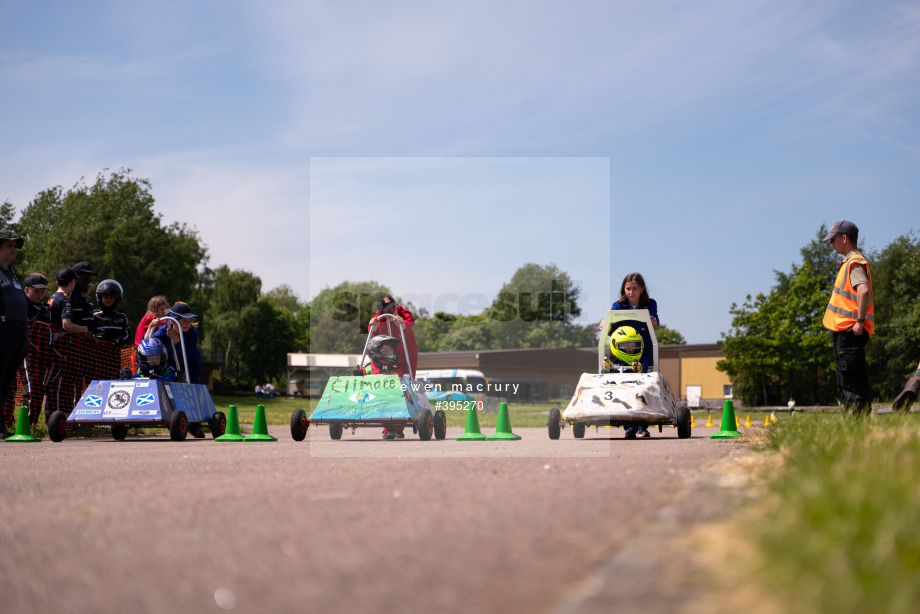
[548,310,689,439]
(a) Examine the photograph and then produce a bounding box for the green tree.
[656,325,686,345]
[235,299,300,385]
[15,170,206,322]
[718,228,837,406]
[1,200,16,230]
[867,233,920,398]
[486,263,588,349]
[309,281,395,353]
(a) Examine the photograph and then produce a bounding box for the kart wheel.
[548,407,561,440]
[329,423,343,440]
[434,409,447,440]
[170,410,188,441]
[209,411,227,439]
[677,405,691,439]
[290,409,309,442]
[48,411,67,442]
[417,408,433,441]
[111,424,128,441]
[572,422,586,439]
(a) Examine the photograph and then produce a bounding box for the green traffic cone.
[487,402,521,440]
[215,404,245,442]
[245,404,277,442]
[711,399,743,439]
[456,400,487,441]
[6,406,41,442]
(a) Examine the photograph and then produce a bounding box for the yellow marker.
[764,415,771,427]
[705,415,714,428]
[744,415,752,427]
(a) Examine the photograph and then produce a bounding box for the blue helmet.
[137,338,168,375]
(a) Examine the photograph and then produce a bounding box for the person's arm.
[852,284,870,335]
[61,317,90,334]
[647,298,659,329]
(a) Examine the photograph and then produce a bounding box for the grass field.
[748,412,920,614]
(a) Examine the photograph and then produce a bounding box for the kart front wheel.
[548,407,561,440]
[329,423,343,440]
[48,411,67,442]
[170,410,188,441]
[676,405,691,439]
[434,409,447,440]
[111,424,128,441]
[417,408,433,441]
[290,409,309,441]
[572,422,586,439]
[209,411,227,439]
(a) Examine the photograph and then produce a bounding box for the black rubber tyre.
[48,410,67,442]
[417,408,433,441]
[548,407,561,440]
[170,410,188,441]
[290,409,309,442]
[111,424,128,441]
[329,423,343,440]
[677,405,691,439]
[434,409,447,440]
[572,422,586,439]
[209,411,227,439]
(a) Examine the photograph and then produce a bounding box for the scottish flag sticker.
[85,395,103,408]
[135,393,155,406]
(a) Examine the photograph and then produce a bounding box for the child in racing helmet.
[133,338,177,381]
[92,279,131,345]
[353,335,406,439]
[605,325,652,439]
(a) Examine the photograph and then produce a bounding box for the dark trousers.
[0,322,29,425]
[832,330,871,413]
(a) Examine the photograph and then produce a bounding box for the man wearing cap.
[17,274,53,424]
[49,268,76,328]
[822,220,874,414]
[0,229,29,437]
[148,301,204,437]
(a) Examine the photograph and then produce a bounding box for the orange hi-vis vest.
[823,251,874,336]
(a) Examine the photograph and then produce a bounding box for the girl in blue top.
[610,272,659,328]
[610,272,658,439]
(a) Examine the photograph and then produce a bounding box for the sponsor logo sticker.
[85,396,103,408]
[349,391,375,403]
[74,408,100,415]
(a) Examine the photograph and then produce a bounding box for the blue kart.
[47,317,226,442]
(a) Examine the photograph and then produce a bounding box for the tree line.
[4,170,688,391]
[718,225,920,405]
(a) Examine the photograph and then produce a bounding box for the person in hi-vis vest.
[822,220,874,414]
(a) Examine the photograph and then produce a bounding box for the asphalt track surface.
[0,424,751,614]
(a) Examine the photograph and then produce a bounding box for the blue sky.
[1,1,918,343]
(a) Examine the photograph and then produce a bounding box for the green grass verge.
[752,412,920,614]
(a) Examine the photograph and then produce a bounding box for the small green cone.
[245,404,277,442]
[215,405,246,442]
[6,406,41,442]
[487,402,521,440]
[456,401,487,441]
[711,399,743,439]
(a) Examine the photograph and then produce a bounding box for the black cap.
[71,262,97,276]
[56,268,76,285]
[169,302,198,319]
[822,220,859,242]
[0,228,24,248]
[375,295,397,313]
[24,274,48,289]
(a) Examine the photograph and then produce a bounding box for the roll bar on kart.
[359,313,414,380]
[159,316,192,384]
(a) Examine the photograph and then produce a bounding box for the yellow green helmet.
[610,326,643,364]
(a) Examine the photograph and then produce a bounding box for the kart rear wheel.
[572,422,586,439]
[434,409,447,440]
[170,410,188,441]
[418,408,433,441]
[48,411,67,442]
[290,409,309,441]
[111,424,128,441]
[209,411,227,439]
[329,423,343,440]
[677,405,691,439]
[548,407,561,440]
